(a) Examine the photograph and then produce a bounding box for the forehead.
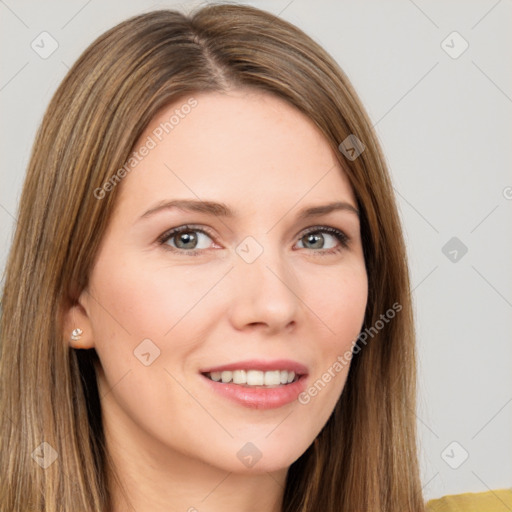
[115,89,356,214]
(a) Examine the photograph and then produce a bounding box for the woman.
[0,3,467,511]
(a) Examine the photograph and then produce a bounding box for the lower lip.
[200,373,308,409]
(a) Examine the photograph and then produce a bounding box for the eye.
[158,225,216,255]
[157,224,350,256]
[296,226,349,256]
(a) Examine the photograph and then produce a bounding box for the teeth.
[264,370,281,386]
[206,369,299,387]
[232,370,246,384]
[247,370,264,385]
[221,371,232,383]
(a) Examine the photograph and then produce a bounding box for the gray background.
[1,0,511,502]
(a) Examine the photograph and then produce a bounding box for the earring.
[71,328,83,341]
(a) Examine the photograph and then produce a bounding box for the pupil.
[306,233,323,249]
[178,232,197,249]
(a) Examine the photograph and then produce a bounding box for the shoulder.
[425,488,512,511]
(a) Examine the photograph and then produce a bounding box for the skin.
[64,89,368,512]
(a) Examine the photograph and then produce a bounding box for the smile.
[204,369,298,387]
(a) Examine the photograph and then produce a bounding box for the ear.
[61,289,95,349]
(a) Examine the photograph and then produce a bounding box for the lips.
[199,359,309,409]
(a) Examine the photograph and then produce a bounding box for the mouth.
[199,359,309,409]
[202,369,301,387]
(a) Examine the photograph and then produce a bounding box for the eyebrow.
[139,199,360,221]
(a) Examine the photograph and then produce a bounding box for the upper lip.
[200,359,308,375]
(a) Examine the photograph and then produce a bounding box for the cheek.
[86,250,228,393]
[298,263,367,410]
[88,252,219,342]
[85,253,218,426]
[308,262,368,348]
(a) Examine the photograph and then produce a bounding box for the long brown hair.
[0,3,425,511]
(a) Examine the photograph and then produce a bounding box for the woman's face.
[77,89,368,474]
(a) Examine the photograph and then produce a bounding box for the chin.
[204,435,313,475]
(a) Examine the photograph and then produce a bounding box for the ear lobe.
[62,292,95,349]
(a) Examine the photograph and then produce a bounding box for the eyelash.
[157,224,350,257]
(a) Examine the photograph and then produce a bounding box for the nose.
[227,243,300,334]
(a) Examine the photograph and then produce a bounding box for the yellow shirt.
[426,488,512,511]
